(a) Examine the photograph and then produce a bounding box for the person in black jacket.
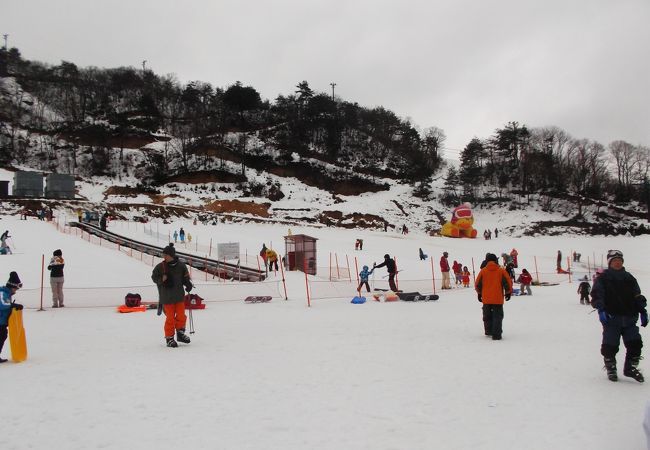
[374,254,397,292]
[48,249,65,308]
[591,250,647,382]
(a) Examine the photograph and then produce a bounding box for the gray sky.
[3,0,649,156]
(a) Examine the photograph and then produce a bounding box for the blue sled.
[351,296,366,304]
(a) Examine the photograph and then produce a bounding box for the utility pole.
[329,82,336,102]
[142,60,147,72]
[2,34,8,50]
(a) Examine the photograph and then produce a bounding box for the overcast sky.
[2,0,649,156]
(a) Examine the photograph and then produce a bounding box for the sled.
[374,291,399,302]
[351,296,366,304]
[8,309,27,362]
[556,268,571,274]
[245,296,272,303]
[117,305,147,313]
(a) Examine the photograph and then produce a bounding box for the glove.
[183,280,193,293]
[156,303,163,316]
[477,293,482,303]
[641,310,648,328]
[637,295,648,309]
[505,293,511,301]
[12,303,23,311]
[598,310,610,325]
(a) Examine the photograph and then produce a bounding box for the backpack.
[124,293,142,307]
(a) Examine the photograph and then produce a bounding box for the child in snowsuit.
[577,277,591,305]
[357,265,374,293]
[0,271,23,363]
[453,261,463,285]
[462,267,471,288]
[517,269,533,295]
[591,250,647,382]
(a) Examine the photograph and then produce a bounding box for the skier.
[577,276,591,305]
[357,265,374,293]
[374,254,398,292]
[151,244,193,348]
[517,268,533,295]
[266,247,279,271]
[475,253,513,340]
[0,271,23,363]
[440,252,451,289]
[179,227,185,243]
[47,249,65,308]
[591,250,647,382]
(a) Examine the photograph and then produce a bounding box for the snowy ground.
[1,215,649,450]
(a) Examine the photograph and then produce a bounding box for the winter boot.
[0,357,8,363]
[176,329,191,344]
[604,357,618,382]
[623,356,644,383]
[165,336,178,348]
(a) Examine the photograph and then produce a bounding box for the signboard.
[217,242,240,260]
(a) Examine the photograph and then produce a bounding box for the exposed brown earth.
[205,199,271,217]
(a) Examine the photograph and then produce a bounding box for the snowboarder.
[577,276,591,305]
[47,249,65,308]
[475,253,513,340]
[440,252,451,289]
[517,269,533,295]
[591,250,647,382]
[0,271,23,363]
[357,265,374,293]
[151,244,193,348]
[374,254,398,292]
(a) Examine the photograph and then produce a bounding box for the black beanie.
[163,243,176,257]
[486,253,499,263]
[53,249,62,257]
[7,271,22,289]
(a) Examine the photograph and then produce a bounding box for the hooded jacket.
[591,267,644,315]
[475,261,512,304]
[151,257,190,305]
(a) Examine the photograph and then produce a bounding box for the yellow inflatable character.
[441,203,478,238]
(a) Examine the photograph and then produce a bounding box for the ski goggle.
[454,208,472,218]
[607,250,623,261]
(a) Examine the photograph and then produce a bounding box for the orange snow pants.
[163,302,187,337]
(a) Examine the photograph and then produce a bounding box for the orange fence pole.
[431,257,437,294]
[354,257,360,295]
[335,253,340,279]
[279,259,288,300]
[471,257,476,285]
[39,254,45,311]
[209,238,212,257]
[534,256,540,284]
[329,252,332,281]
[346,254,352,283]
[395,256,399,292]
[567,256,572,283]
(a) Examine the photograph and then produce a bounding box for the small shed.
[0,180,9,198]
[284,234,318,275]
[45,173,75,199]
[13,171,43,197]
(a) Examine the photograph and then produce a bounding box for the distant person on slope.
[48,249,65,308]
[374,254,398,292]
[440,252,451,289]
[0,231,11,255]
[265,247,279,271]
[577,276,591,305]
[0,271,23,363]
[476,253,512,340]
[517,269,533,295]
[151,244,193,348]
[591,250,647,382]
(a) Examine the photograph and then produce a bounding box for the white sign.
[217,242,240,260]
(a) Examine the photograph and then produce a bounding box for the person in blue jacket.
[0,271,24,363]
[357,265,374,293]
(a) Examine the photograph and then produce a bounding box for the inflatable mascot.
[441,203,478,238]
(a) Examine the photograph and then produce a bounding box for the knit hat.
[486,253,499,263]
[607,249,623,266]
[163,243,176,257]
[7,271,22,289]
[53,249,62,257]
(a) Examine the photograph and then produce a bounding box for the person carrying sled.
[440,252,451,289]
[577,276,591,305]
[48,249,65,308]
[591,250,647,382]
[152,244,193,348]
[517,268,533,296]
[475,253,513,340]
[357,265,374,293]
[0,272,23,363]
[374,254,398,292]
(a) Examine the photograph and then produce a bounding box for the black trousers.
[482,304,504,337]
[358,281,371,292]
[0,325,7,354]
[387,273,397,292]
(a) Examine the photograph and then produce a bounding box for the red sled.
[184,294,206,310]
[245,296,272,303]
[117,305,147,313]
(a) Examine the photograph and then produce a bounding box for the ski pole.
[188,306,195,334]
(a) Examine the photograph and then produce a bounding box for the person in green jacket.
[152,244,193,348]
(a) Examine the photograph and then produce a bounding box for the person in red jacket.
[452,260,463,285]
[517,268,533,295]
[475,253,513,340]
[440,252,451,289]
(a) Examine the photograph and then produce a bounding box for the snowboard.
[245,296,272,303]
[8,309,27,362]
[398,292,439,302]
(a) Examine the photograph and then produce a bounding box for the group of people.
[482,228,500,239]
[260,244,279,272]
[172,227,192,244]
